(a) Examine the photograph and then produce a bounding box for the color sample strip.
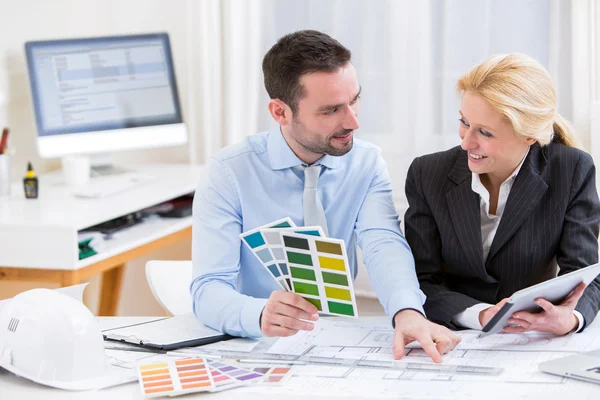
[293,281,320,296]
[283,235,310,250]
[174,358,212,391]
[207,359,265,392]
[239,217,296,291]
[207,366,240,390]
[240,217,295,249]
[290,266,316,281]
[318,256,346,271]
[259,226,325,291]
[282,232,358,318]
[138,362,173,395]
[322,271,348,286]
[315,240,343,255]
[327,301,355,316]
[253,366,294,385]
[287,251,313,266]
[324,286,352,301]
[137,357,215,398]
[303,297,322,311]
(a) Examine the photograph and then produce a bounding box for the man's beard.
[292,120,354,157]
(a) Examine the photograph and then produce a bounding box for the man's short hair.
[262,30,352,113]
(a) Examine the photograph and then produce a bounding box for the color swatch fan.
[240,217,296,290]
[137,358,214,397]
[258,225,325,290]
[240,217,324,291]
[281,231,358,318]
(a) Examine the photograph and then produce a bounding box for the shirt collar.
[471,147,530,192]
[267,127,341,170]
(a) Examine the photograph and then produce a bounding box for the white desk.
[0,164,203,315]
[2,316,600,400]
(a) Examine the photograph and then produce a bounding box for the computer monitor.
[24,32,187,172]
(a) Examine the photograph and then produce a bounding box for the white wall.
[1,0,597,313]
[0,0,193,315]
[581,1,600,189]
[0,0,192,180]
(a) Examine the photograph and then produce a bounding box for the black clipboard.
[102,313,234,351]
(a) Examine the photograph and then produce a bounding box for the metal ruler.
[169,348,504,376]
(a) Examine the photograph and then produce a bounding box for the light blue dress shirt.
[190,128,425,338]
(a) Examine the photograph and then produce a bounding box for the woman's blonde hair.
[457,53,581,148]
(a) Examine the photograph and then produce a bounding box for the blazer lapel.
[446,153,487,277]
[487,144,548,262]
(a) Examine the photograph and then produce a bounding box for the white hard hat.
[0,288,134,390]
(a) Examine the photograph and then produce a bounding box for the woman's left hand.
[504,282,586,335]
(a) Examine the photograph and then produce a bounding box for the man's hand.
[479,298,510,328]
[504,282,586,335]
[393,309,461,363]
[260,290,319,337]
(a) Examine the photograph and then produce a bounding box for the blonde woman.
[405,53,600,335]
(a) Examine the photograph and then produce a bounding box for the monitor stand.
[68,154,156,198]
[89,153,133,177]
[91,164,132,176]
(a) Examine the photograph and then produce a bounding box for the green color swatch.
[290,266,316,281]
[327,301,355,316]
[321,271,348,286]
[287,251,313,266]
[303,297,322,311]
[293,281,319,296]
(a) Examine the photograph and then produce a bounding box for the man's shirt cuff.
[241,297,269,338]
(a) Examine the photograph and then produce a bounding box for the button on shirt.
[453,149,584,331]
[190,128,425,338]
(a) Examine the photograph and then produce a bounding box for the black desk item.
[158,202,193,218]
[102,313,234,351]
[82,212,144,236]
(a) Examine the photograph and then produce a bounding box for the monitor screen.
[25,33,186,158]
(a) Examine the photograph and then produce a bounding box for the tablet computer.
[480,263,600,337]
[102,313,234,351]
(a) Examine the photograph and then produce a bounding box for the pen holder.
[0,154,10,197]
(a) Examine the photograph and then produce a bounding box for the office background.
[0,0,599,316]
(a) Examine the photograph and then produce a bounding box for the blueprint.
[267,320,562,383]
[261,316,600,395]
[457,327,600,352]
[337,325,600,355]
[102,316,600,399]
[105,347,171,370]
[236,370,596,400]
[268,318,600,356]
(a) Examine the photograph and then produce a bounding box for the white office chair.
[145,260,194,315]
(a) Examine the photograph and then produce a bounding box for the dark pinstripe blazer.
[404,142,600,330]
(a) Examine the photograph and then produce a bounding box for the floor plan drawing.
[264,317,600,388]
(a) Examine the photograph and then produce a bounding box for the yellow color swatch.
[325,286,352,301]
[318,256,345,272]
[140,363,168,371]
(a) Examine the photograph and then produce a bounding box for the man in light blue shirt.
[191,30,460,363]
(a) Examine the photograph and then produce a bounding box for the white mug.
[62,155,90,186]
